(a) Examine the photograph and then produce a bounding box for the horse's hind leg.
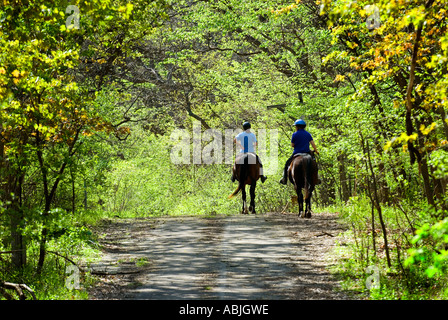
[241,186,248,214]
[249,182,256,214]
[305,197,311,218]
[305,187,313,218]
[297,189,304,218]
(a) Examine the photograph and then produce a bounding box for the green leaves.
[0,0,170,274]
[405,218,448,278]
[428,149,448,179]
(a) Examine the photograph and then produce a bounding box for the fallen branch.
[47,250,79,268]
[315,232,334,237]
[0,281,37,300]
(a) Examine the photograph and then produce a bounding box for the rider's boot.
[259,167,267,183]
[279,167,287,185]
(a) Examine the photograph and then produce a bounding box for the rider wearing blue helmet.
[279,119,320,185]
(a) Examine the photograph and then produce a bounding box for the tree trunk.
[419,156,435,207]
[366,140,391,268]
[404,6,436,207]
[337,153,350,202]
[71,168,76,214]
[360,132,391,268]
[1,125,27,269]
[438,107,448,141]
[7,172,27,269]
[36,127,81,273]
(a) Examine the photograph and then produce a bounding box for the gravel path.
[87,212,352,300]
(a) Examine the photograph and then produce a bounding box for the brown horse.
[228,153,261,214]
[288,153,316,218]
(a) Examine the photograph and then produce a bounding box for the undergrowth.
[326,196,448,300]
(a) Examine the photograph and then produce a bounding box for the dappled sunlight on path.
[89,212,350,300]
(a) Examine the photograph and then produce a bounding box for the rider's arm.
[310,140,318,154]
[234,138,242,150]
[233,137,238,146]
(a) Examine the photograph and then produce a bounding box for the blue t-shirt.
[291,129,313,154]
[235,131,257,153]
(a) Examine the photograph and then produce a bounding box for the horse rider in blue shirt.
[232,121,267,183]
[279,119,320,185]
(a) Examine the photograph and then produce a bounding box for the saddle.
[292,151,314,160]
[235,152,259,165]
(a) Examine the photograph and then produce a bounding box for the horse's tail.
[304,154,314,187]
[229,154,248,199]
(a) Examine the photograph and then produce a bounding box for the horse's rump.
[289,153,314,189]
[234,153,260,184]
[229,153,260,198]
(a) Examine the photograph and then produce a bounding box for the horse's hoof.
[306,212,312,218]
[299,212,304,218]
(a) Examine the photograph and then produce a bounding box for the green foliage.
[330,198,448,299]
[0,208,100,300]
[0,0,169,299]
[93,125,289,217]
[1,0,448,300]
[429,149,448,179]
[406,217,448,279]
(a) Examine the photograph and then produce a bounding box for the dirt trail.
[88,212,352,300]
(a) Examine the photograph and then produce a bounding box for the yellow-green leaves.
[384,132,418,152]
[118,3,134,19]
[11,70,20,78]
[420,122,437,135]
[322,50,348,65]
[402,5,426,29]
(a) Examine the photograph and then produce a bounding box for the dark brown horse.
[288,153,316,218]
[228,153,261,214]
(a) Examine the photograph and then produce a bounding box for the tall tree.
[0,0,168,270]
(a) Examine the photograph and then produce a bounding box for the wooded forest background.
[1,0,448,299]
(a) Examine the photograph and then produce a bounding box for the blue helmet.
[294,119,306,126]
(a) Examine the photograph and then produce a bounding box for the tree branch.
[0,281,36,300]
